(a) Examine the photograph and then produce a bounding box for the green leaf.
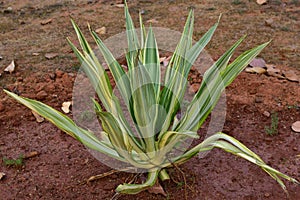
[124,3,140,68]
[4,90,124,162]
[128,63,156,153]
[143,26,160,98]
[116,170,159,194]
[172,132,299,192]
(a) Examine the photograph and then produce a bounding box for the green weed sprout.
[4,2,299,195]
[2,154,24,167]
[265,112,279,136]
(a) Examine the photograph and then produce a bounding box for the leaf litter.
[4,60,15,74]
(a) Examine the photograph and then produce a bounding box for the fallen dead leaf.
[24,151,39,159]
[32,111,44,123]
[62,101,72,113]
[41,18,52,25]
[245,67,266,74]
[115,4,124,8]
[147,19,159,24]
[159,57,166,63]
[95,27,106,35]
[257,0,267,5]
[0,172,5,180]
[283,70,299,82]
[291,121,300,133]
[45,53,58,59]
[147,181,167,196]
[265,64,285,78]
[265,18,274,27]
[4,60,15,74]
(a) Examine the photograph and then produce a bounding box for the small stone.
[36,90,48,100]
[293,147,298,151]
[263,111,270,117]
[17,77,23,82]
[0,55,3,60]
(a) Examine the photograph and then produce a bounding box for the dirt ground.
[0,0,299,199]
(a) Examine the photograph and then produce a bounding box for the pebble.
[0,172,5,180]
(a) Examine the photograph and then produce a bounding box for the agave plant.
[4,3,298,195]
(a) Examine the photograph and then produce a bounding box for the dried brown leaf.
[291,121,300,133]
[147,19,159,24]
[41,18,52,25]
[61,101,72,113]
[159,57,166,63]
[283,70,299,82]
[24,151,39,159]
[257,0,267,5]
[4,60,15,74]
[45,53,58,59]
[115,4,124,8]
[147,181,167,196]
[32,111,44,123]
[95,27,106,35]
[245,67,266,74]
